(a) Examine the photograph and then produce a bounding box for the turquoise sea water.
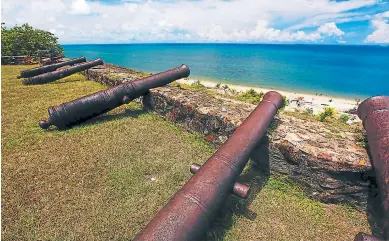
[63,44,389,99]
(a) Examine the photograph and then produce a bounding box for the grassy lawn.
[2,65,371,240]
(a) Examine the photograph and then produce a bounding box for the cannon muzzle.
[133,91,283,241]
[40,64,190,129]
[18,56,87,78]
[357,96,389,239]
[23,58,103,85]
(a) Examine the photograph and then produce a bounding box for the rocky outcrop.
[82,64,376,210]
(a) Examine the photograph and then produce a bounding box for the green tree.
[1,23,63,57]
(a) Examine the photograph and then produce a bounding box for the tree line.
[1,23,63,57]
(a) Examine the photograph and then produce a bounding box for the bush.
[169,81,180,87]
[339,114,350,123]
[280,96,289,109]
[190,80,206,90]
[215,83,221,88]
[317,107,337,122]
[222,85,230,90]
[236,89,264,104]
[304,108,314,116]
[1,23,63,57]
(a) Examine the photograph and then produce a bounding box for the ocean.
[63,44,389,99]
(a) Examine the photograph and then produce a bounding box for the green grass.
[317,107,337,122]
[174,80,207,91]
[236,89,264,104]
[2,65,371,240]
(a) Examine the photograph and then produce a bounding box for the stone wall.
[82,64,376,211]
[1,56,34,65]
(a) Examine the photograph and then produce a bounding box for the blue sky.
[2,0,389,44]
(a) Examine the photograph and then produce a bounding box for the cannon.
[356,96,389,240]
[22,58,103,85]
[40,57,51,63]
[18,56,87,78]
[42,56,63,65]
[39,64,190,130]
[51,56,63,61]
[134,91,283,241]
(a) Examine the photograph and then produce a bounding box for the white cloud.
[317,22,344,36]
[70,0,90,15]
[376,10,389,18]
[198,20,342,42]
[365,19,389,43]
[286,11,375,31]
[365,11,389,43]
[0,0,380,43]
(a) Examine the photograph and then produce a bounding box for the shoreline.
[185,75,361,102]
[177,78,359,115]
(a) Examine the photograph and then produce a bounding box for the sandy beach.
[177,78,360,116]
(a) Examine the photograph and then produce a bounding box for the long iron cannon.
[18,56,87,78]
[51,56,63,61]
[356,96,389,240]
[40,57,51,65]
[22,58,103,85]
[39,64,190,129]
[42,56,63,65]
[134,91,283,241]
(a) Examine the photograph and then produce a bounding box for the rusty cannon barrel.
[357,95,389,239]
[134,91,283,241]
[39,64,190,130]
[18,56,87,78]
[22,58,103,85]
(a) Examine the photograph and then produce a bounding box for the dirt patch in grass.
[2,65,371,240]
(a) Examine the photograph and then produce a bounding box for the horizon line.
[60,42,389,46]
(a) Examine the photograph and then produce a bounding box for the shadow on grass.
[51,79,84,85]
[206,136,271,240]
[366,192,385,238]
[364,146,386,239]
[47,108,147,131]
[84,108,147,125]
